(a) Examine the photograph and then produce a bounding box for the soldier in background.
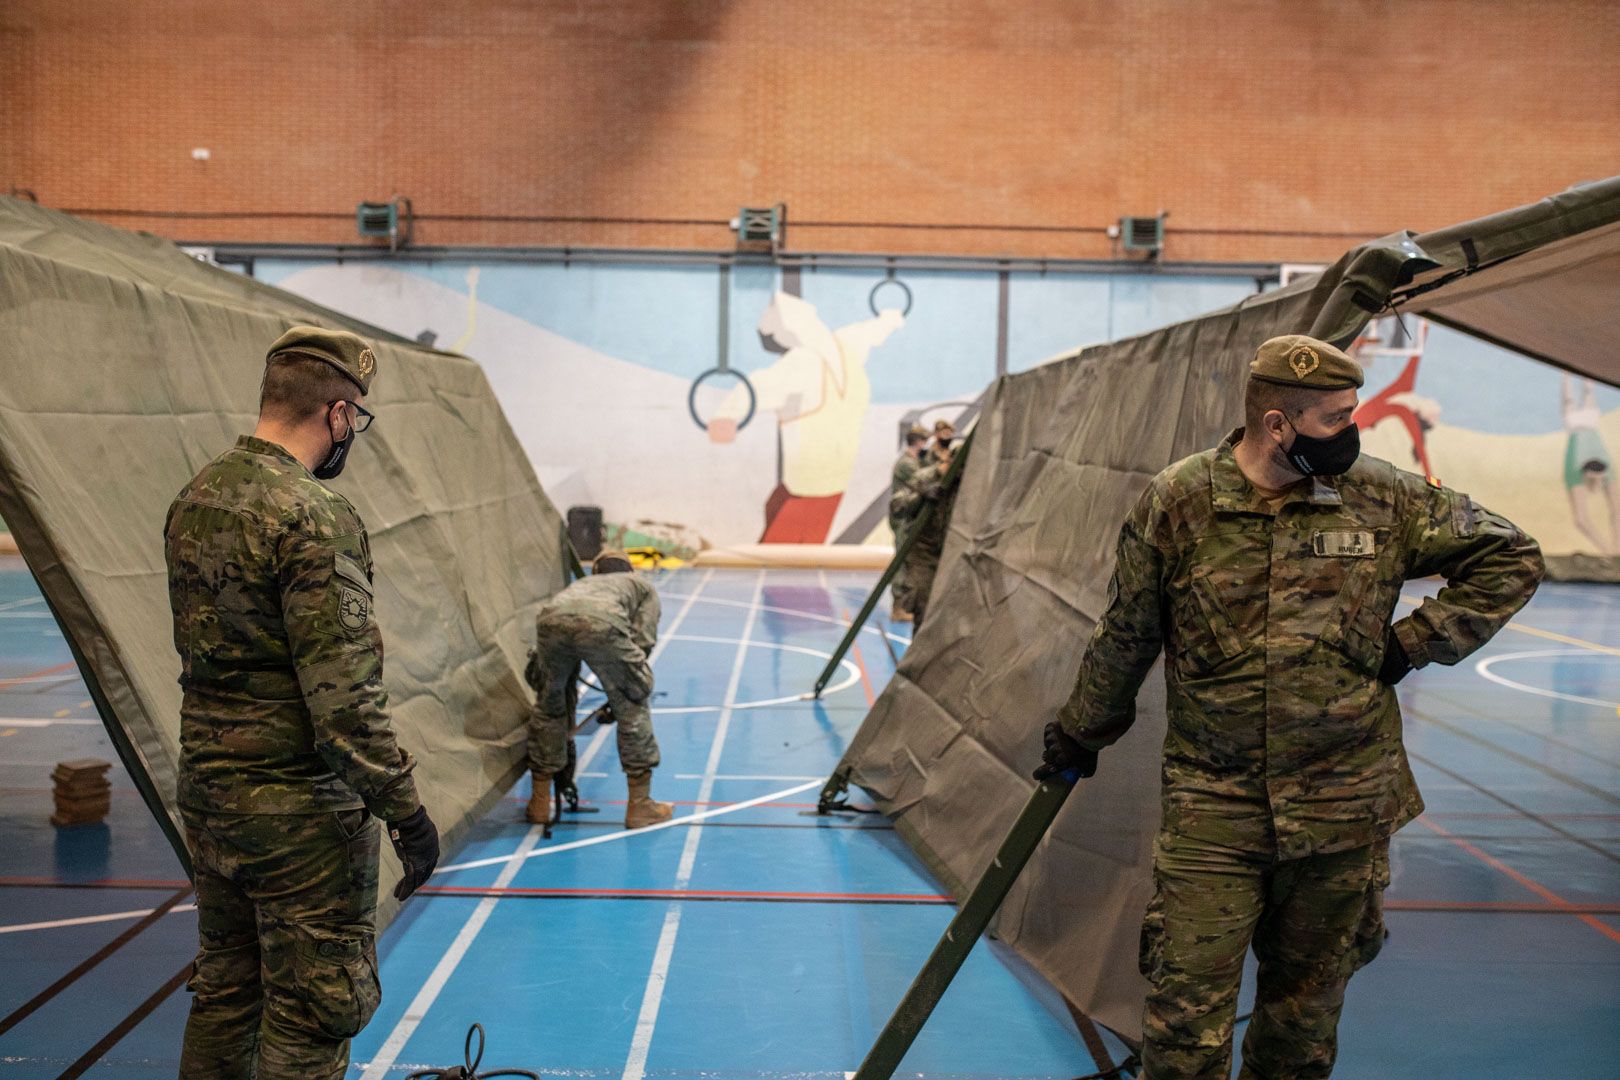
[527,549,671,829]
[893,438,960,628]
[166,327,440,1079]
[926,418,956,464]
[888,424,931,621]
[1037,334,1544,1079]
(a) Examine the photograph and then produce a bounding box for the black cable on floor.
[404,1023,540,1080]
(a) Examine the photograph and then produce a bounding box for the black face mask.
[1282,417,1360,477]
[312,410,354,480]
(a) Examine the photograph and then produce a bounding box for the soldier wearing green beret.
[888,425,931,621]
[165,326,441,1079]
[1036,333,1544,1078]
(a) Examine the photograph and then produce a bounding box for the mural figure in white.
[1562,374,1620,553]
[708,291,905,542]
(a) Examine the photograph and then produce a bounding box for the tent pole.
[809,429,976,698]
[850,772,1080,1080]
[811,518,923,697]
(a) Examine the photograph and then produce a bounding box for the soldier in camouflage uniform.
[166,327,440,1079]
[527,549,671,829]
[888,425,930,621]
[1037,334,1543,1079]
[893,439,959,628]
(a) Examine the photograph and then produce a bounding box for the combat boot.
[624,771,673,829]
[525,773,554,824]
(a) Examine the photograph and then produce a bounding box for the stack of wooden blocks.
[51,758,112,826]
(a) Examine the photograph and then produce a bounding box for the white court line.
[624,569,764,1080]
[0,717,101,727]
[672,773,823,782]
[434,781,821,874]
[357,567,716,1080]
[645,634,859,712]
[359,825,544,1079]
[0,596,45,613]
[659,591,911,646]
[1474,648,1620,711]
[0,611,54,619]
[0,903,197,935]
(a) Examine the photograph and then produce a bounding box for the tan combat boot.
[525,773,554,824]
[624,771,673,829]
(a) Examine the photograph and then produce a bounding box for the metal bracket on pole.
[809,429,976,698]
[816,764,854,815]
[849,770,1081,1080]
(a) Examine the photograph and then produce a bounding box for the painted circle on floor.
[574,633,862,716]
[1473,648,1620,711]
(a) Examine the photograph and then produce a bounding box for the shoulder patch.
[337,586,372,632]
[1426,474,1443,489]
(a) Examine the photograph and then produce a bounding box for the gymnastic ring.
[869,277,913,317]
[688,367,757,432]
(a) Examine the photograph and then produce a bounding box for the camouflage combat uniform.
[528,572,662,776]
[889,449,924,614]
[167,435,419,1080]
[1060,431,1543,1079]
[893,459,958,626]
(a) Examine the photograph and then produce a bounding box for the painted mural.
[1352,315,1620,558]
[258,260,1616,559]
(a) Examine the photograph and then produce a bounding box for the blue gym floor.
[0,556,1616,1078]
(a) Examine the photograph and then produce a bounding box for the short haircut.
[259,355,356,424]
[1243,375,1325,432]
[905,431,928,447]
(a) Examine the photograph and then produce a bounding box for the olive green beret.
[266,326,377,395]
[1249,334,1364,390]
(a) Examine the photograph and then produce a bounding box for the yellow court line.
[1399,594,1620,658]
[0,730,15,737]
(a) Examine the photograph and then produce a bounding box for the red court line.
[0,661,76,690]
[418,884,949,904]
[842,608,878,706]
[0,876,191,890]
[1385,900,1620,914]
[1425,812,1620,820]
[1417,817,1620,945]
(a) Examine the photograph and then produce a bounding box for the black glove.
[1378,629,1413,686]
[587,703,617,726]
[1032,721,1099,783]
[388,805,440,901]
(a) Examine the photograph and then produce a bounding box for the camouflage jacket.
[889,450,924,530]
[537,572,661,654]
[166,436,419,821]
[895,460,957,559]
[1060,430,1543,859]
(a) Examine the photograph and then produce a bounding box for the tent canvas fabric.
[0,196,569,927]
[832,176,1620,1042]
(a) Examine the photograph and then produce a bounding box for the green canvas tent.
[0,196,569,926]
[827,176,1620,1042]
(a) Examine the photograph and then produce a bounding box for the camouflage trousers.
[528,614,660,776]
[888,515,914,615]
[179,807,381,1080]
[901,549,940,625]
[1139,833,1389,1080]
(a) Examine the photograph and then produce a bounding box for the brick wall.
[4,0,1617,262]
